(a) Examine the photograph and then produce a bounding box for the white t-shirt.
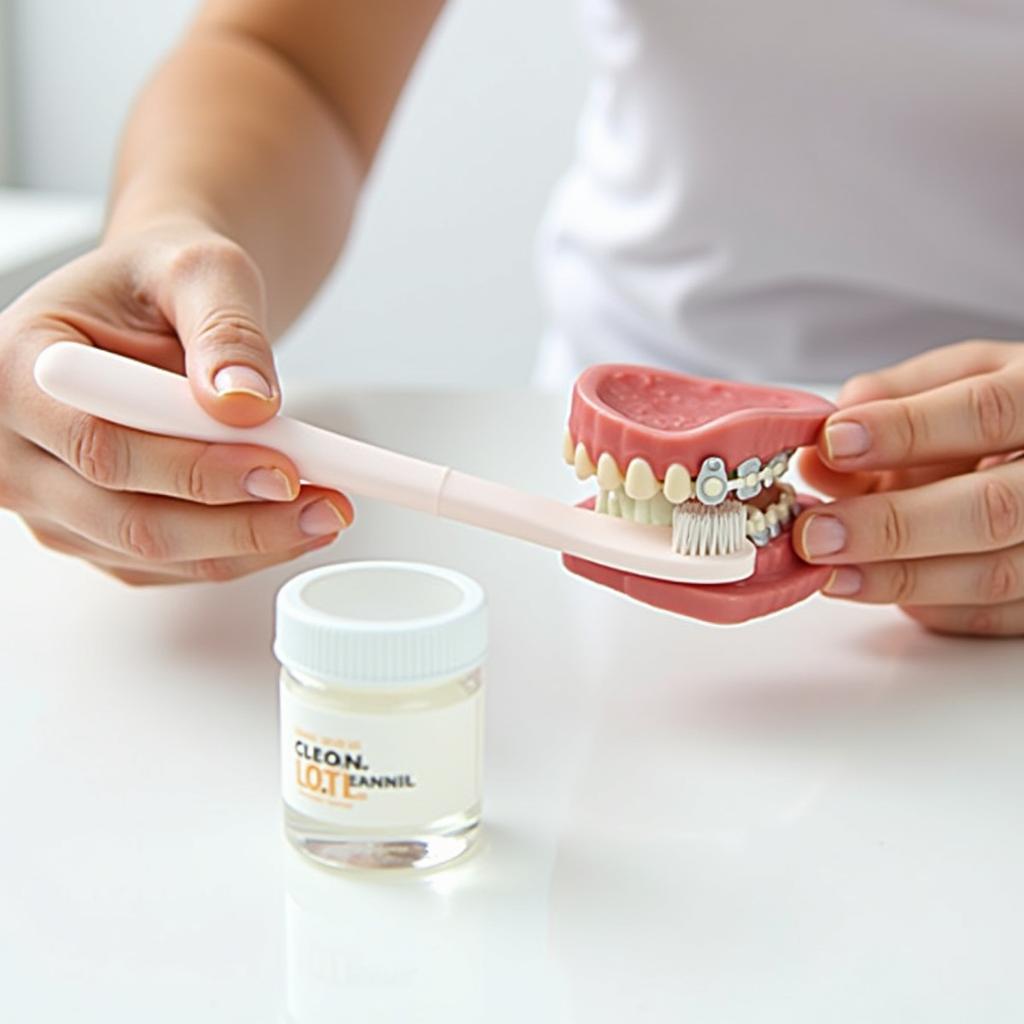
[534,0,1024,389]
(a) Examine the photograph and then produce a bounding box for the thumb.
[162,239,280,427]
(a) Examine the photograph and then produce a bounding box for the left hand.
[794,339,1024,637]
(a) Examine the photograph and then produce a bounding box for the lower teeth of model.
[597,487,675,524]
[741,487,800,547]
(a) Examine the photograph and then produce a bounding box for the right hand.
[0,221,353,585]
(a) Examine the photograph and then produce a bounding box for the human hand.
[794,340,1024,636]
[0,222,352,585]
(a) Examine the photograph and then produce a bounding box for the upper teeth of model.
[565,432,792,501]
[564,431,800,551]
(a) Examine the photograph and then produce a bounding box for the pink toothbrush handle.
[33,343,448,514]
[33,342,752,583]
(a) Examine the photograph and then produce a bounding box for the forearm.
[106,24,363,337]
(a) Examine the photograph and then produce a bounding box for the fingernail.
[299,499,348,537]
[243,467,296,502]
[213,364,273,400]
[823,566,862,596]
[802,514,847,558]
[825,420,871,460]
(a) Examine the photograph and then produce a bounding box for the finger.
[93,534,338,584]
[95,568,192,587]
[26,516,335,582]
[6,326,301,505]
[23,455,353,563]
[836,339,1011,406]
[820,366,1024,471]
[820,545,1024,607]
[155,238,281,427]
[14,390,301,505]
[24,513,189,586]
[977,449,1024,471]
[793,458,1024,565]
[797,449,978,499]
[900,600,1024,638]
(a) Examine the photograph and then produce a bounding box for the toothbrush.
[33,343,755,584]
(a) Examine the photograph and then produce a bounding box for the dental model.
[562,364,835,623]
[34,346,833,624]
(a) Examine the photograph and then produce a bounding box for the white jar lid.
[274,561,487,688]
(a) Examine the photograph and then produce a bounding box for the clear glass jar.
[275,561,486,872]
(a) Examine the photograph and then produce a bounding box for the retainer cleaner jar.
[275,561,486,871]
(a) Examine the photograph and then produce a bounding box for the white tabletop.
[1,387,1022,1023]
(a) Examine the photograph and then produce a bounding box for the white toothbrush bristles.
[671,499,746,557]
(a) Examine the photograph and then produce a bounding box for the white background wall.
[8,1,589,388]
[0,1,11,181]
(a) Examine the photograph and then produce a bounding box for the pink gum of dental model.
[568,364,834,475]
[563,365,836,625]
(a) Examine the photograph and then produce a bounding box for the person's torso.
[535,0,1024,388]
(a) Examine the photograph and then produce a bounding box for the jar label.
[280,684,483,830]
